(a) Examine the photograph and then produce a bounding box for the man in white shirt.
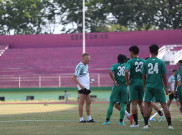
[73,53,95,123]
[167,70,180,107]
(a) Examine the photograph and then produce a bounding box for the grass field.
[0,103,181,135]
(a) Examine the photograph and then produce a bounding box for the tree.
[0,0,57,35]
[54,0,109,33]
[55,0,182,33]
[0,0,181,35]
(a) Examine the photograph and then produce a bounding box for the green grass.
[0,103,181,135]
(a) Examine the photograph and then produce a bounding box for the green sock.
[106,102,115,120]
[120,103,126,121]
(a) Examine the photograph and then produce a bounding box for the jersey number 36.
[118,66,125,76]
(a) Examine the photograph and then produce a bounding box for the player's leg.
[149,102,152,118]
[178,86,182,112]
[115,103,120,111]
[160,102,173,129]
[138,100,144,118]
[126,86,131,113]
[125,110,132,120]
[103,86,118,125]
[119,102,126,125]
[85,94,91,116]
[122,85,132,121]
[85,93,95,122]
[78,93,86,122]
[150,100,165,122]
[175,96,180,107]
[102,101,115,125]
[177,86,182,112]
[143,87,153,129]
[167,94,173,107]
[65,97,68,103]
[138,85,144,120]
[151,102,164,117]
[155,88,173,129]
[129,84,139,127]
[143,101,152,129]
[126,103,131,114]
[119,86,130,125]
[180,102,182,113]
[114,103,132,122]
[126,87,132,123]
[137,85,144,117]
[181,87,182,112]
[151,102,159,112]
[130,100,139,127]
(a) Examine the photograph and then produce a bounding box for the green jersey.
[142,57,166,89]
[174,70,181,82]
[110,63,126,85]
[180,66,182,83]
[125,57,145,84]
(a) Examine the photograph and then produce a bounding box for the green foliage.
[56,0,182,33]
[0,0,56,35]
[0,0,182,34]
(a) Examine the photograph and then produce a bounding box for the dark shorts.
[169,93,177,100]
[129,84,144,101]
[78,89,91,95]
[144,87,166,103]
[110,85,128,103]
[177,86,182,102]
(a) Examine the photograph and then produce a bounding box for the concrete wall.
[0,29,182,49]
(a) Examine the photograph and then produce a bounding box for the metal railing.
[0,73,113,88]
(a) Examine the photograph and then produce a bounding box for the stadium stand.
[0,30,182,88]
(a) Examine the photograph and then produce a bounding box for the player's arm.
[125,61,130,86]
[125,70,130,86]
[109,70,118,86]
[174,71,179,96]
[161,62,168,94]
[174,80,178,96]
[72,75,85,89]
[162,74,168,94]
[109,64,119,86]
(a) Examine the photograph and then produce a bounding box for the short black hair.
[178,60,182,64]
[173,69,177,72]
[129,46,139,55]
[118,54,127,63]
[149,44,159,54]
[82,53,90,57]
[126,58,130,62]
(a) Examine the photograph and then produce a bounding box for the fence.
[0,73,113,88]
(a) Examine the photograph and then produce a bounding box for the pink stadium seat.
[0,45,176,88]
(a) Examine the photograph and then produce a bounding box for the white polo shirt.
[74,62,90,90]
[168,75,175,91]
